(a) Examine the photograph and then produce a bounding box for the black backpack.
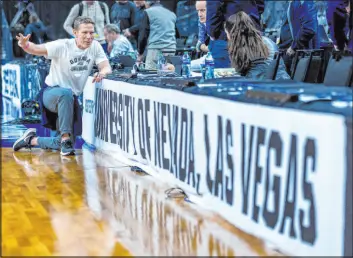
[75,2,107,25]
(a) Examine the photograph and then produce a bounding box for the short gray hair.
[73,16,95,30]
[104,23,121,34]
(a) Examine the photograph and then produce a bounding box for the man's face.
[134,0,145,7]
[195,1,206,23]
[103,29,117,43]
[74,23,95,49]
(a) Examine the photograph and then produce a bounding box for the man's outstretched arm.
[16,33,48,56]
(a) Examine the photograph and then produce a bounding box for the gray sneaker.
[60,139,75,156]
[13,128,37,151]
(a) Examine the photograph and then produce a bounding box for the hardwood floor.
[1,147,282,256]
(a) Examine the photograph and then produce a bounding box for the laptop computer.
[119,55,136,68]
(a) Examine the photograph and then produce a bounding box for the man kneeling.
[13,16,112,156]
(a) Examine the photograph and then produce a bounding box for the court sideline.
[1,145,283,256]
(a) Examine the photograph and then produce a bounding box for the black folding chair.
[323,51,353,87]
[265,51,282,80]
[291,49,324,83]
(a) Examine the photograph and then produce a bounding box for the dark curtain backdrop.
[2,0,177,40]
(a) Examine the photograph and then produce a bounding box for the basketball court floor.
[1,115,282,256]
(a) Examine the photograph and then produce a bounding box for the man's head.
[195,1,206,23]
[73,16,95,49]
[134,0,146,7]
[104,24,120,43]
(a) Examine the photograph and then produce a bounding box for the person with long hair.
[224,11,290,80]
[206,0,264,68]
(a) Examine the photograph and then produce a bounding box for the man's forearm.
[19,41,46,56]
[99,66,112,76]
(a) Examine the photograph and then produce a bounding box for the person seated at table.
[206,0,264,68]
[224,12,290,80]
[191,0,208,71]
[195,0,209,53]
[104,23,135,59]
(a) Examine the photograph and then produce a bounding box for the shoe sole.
[60,150,75,156]
[12,128,37,151]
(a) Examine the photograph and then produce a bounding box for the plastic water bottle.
[157,51,166,75]
[205,52,215,80]
[182,52,191,78]
[1,8,13,64]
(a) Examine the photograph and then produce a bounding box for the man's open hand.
[16,33,31,48]
[92,72,105,83]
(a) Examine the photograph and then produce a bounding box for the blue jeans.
[208,39,231,68]
[37,87,76,150]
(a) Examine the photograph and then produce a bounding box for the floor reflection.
[2,147,281,256]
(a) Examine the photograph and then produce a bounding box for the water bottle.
[157,51,166,75]
[204,52,215,80]
[182,52,191,78]
[1,7,13,64]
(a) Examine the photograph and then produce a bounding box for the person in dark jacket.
[123,0,146,43]
[110,0,137,46]
[195,0,209,53]
[277,17,293,73]
[255,0,265,26]
[326,0,352,51]
[278,18,293,50]
[205,0,264,68]
[286,0,320,57]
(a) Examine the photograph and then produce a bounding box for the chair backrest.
[265,51,281,80]
[292,55,310,81]
[185,33,197,47]
[291,50,324,83]
[306,56,323,83]
[324,52,353,87]
[119,55,136,68]
[176,37,186,48]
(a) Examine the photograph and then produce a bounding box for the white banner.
[1,63,22,108]
[81,148,265,256]
[82,78,346,256]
